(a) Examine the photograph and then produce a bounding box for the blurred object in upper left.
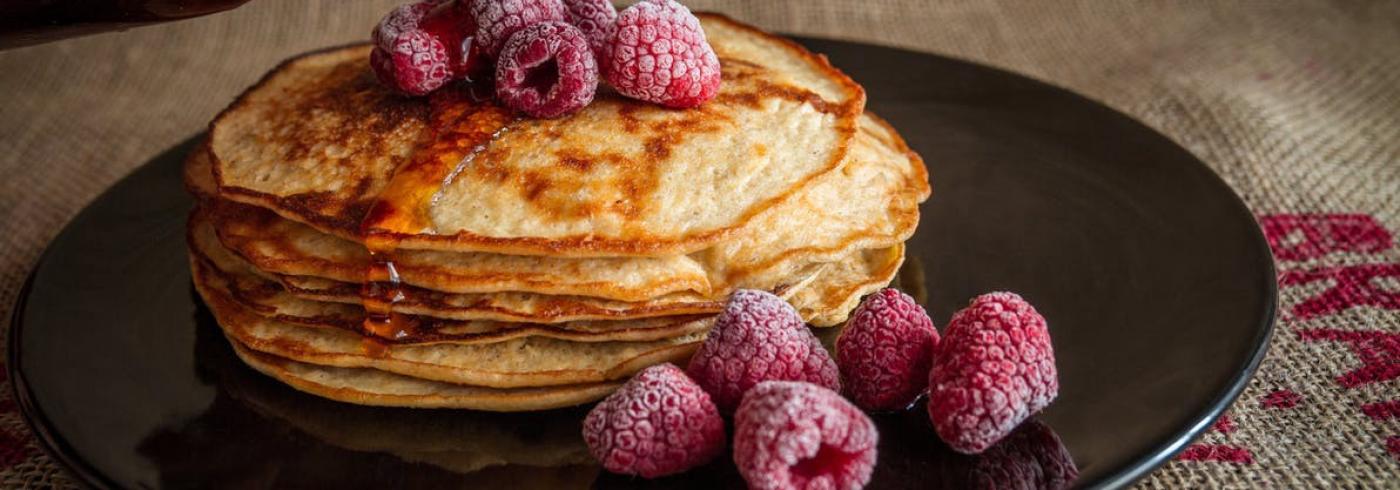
[0,0,253,50]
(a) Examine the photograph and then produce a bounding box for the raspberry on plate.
[495,21,599,118]
[583,363,726,478]
[687,289,840,414]
[837,288,939,411]
[605,0,722,108]
[733,381,879,490]
[928,292,1059,454]
[470,0,567,58]
[561,0,617,60]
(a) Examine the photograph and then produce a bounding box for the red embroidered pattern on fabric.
[1279,264,1400,320]
[1211,414,1237,434]
[1177,445,1255,464]
[1260,214,1393,261]
[1260,389,1301,409]
[1296,328,1400,388]
[1177,413,1254,464]
[1361,400,1400,421]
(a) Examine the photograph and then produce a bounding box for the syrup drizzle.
[357,86,515,353]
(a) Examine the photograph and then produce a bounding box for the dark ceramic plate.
[8,38,1275,489]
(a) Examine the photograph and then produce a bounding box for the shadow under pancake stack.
[183,14,929,412]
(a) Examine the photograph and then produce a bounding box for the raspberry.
[371,30,453,96]
[837,288,939,411]
[495,21,599,118]
[421,1,486,78]
[687,289,840,414]
[968,420,1079,489]
[469,0,567,58]
[605,0,721,108]
[372,1,437,52]
[928,292,1059,454]
[372,1,484,93]
[582,363,726,478]
[561,0,617,60]
[733,381,879,490]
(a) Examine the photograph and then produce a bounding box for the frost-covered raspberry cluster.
[371,0,722,117]
[577,287,1071,489]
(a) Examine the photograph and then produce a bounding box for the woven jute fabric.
[1,1,1397,487]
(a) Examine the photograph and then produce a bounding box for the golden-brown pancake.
[228,340,622,411]
[792,244,906,326]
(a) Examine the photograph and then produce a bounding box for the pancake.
[210,198,712,301]
[793,244,906,326]
[208,14,865,257]
[686,113,926,294]
[189,208,742,323]
[201,112,928,302]
[197,266,707,388]
[229,340,621,411]
[192,250,716,345]
[183,139,218,199]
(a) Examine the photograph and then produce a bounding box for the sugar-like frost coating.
[928,292,1059,454]
[583,363,726,478]
[733,381,879,490]
[837,288,939,411]
[495,21,599,118]
[687,289,840,413]
[561,0,618,61]
[371,29,453,96]
[605,0,721,108]
[470,0,567,57]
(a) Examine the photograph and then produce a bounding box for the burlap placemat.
[1,1,1397,487]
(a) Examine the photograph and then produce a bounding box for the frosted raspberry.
[495,21,598,118]
[372,1,437,52]
[561,0,617,60]
[687,289,840,414]
[371,30,453,96]
[421,0,486,78]
[837,288,939,411]
[469,0,567,58]
[583,364,726,478]
[928,292,1059,454]
[733,381,878,490]
[372,1,485,93]
[968,420,1079,489]
[605,0,721,108]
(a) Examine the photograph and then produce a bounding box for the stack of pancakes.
[185,14,929,411]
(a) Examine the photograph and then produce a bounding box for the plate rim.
[5,36,1278,490]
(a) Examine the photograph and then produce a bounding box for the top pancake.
[209,13,864,257]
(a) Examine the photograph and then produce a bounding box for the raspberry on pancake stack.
[183,6,929,412]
